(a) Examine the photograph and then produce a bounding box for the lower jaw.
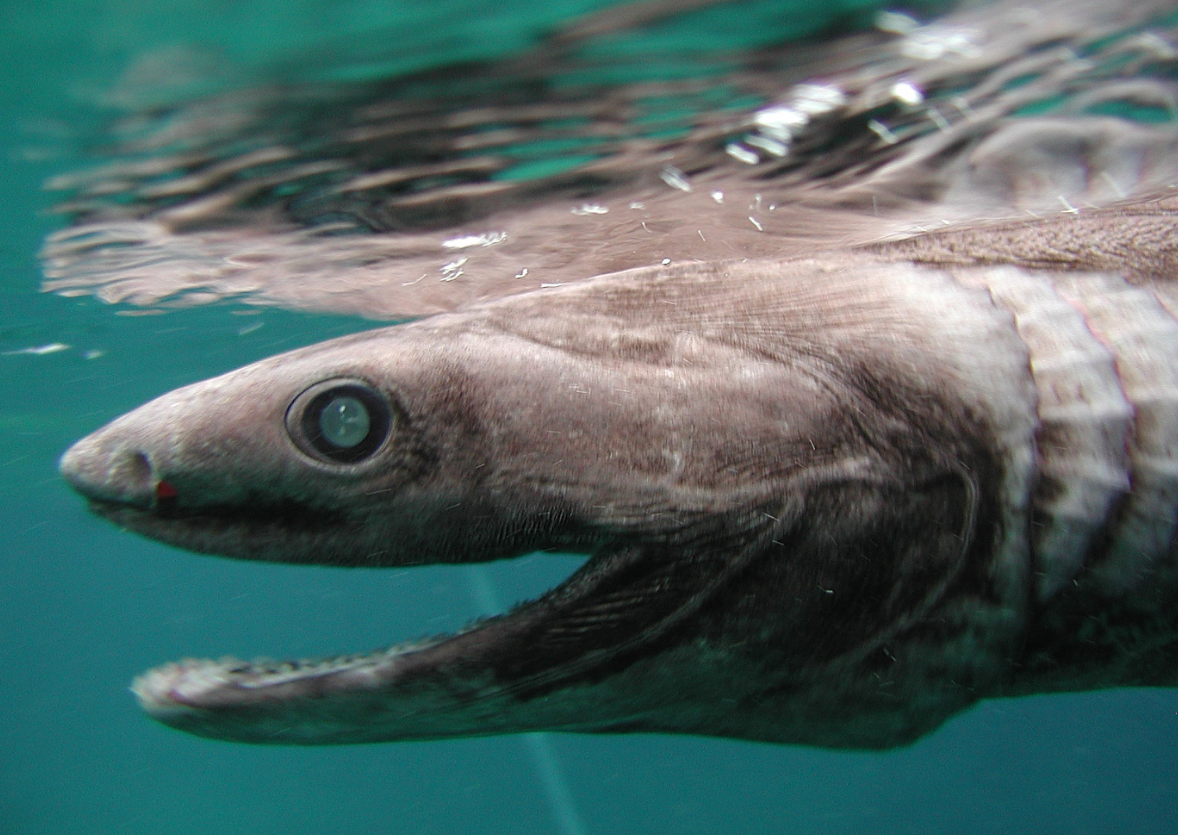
[130,622,556,745]
[126,545,594,742]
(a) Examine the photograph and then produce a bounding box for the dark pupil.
[301,384,390,463]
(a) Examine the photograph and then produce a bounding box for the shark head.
[60,257,1036,749]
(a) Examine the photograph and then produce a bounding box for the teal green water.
[3,2,1178,834]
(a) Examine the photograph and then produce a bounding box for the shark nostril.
[118,450,155,496]
[123,451,151,481]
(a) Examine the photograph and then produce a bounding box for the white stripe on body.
[1050,274,1178,593]
[961,266,1178,602]
[959,267,1133,601]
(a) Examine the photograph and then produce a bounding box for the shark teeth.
[130,632,459,714]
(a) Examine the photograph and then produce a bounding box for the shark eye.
[286,380,392,464]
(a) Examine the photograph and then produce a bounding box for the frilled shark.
[52,0,1178,748]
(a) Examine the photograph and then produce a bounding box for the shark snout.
[60,431,158,509]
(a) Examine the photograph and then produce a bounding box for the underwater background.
[3,1,1178,833]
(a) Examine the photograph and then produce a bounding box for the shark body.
[60,211,1178,746]
[49,0,1178,747]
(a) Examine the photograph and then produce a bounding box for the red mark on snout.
[155,481,179,501]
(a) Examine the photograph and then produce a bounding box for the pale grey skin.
[60,204,1178,749]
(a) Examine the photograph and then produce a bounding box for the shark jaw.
[129,554,610,745]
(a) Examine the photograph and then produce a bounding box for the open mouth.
[62,471,603,740]
[125,538,653,744]
[129,551,606,743]
[60,435,709,742]
[59,393,784,744]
